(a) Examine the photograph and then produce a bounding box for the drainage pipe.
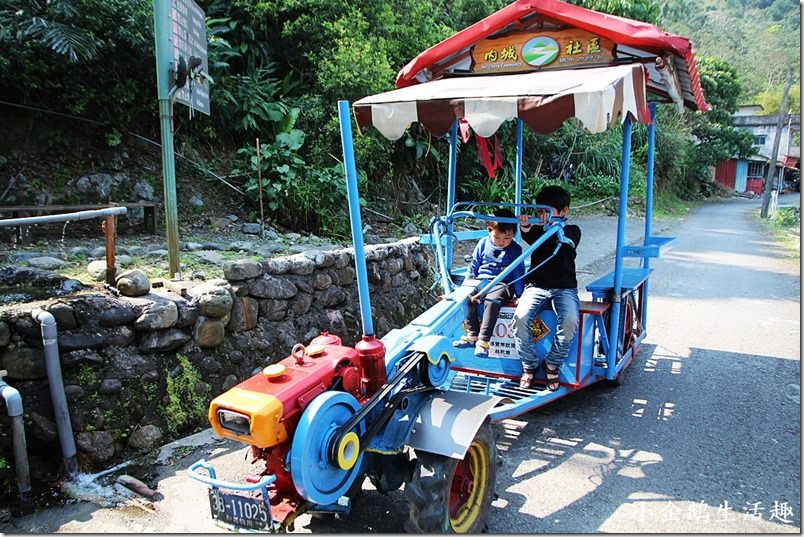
[31,309,78,477]
[0,206,127,228]
[0,370,31,496]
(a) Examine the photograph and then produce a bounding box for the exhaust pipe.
[0,370,31,496]
[31,309,78,477]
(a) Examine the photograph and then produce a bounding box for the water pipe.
[0,370,31,496]
[31,309,78,477]
[0,206,127,227]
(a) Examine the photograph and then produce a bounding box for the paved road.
[2,195,800,533]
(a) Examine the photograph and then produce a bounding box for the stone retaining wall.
[0,238,433,487]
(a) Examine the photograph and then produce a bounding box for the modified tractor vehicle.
[188,0,710,532]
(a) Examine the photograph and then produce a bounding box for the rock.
[115,254,133,267]
[175,301,198,328]
[194,317,225,348]
[227,297,258,332]
[311,272,332,291]
[74,173,123,200]
[0,347,46,380]
[367,262,382,284]
[187,283,233,318]
[221,374,239,391]
[290,293,313,315]
[0,321,10,346]
[76,430,116,465]
[99,304,139,326]
[69,246,90,257]
[45,303,78,330]
[27,256,65,270]
[192,250,226,265]
[135,300,179,331]
[128,424,163,451]
[146,244,168,252]
[226,214,239,222]
[249,275,298,299]
[64,385,85,401]
[90,246,107,258]
[223,260,262,281]
[139,328,191,354]
[0,266,66,286]
[386,258,404,275]
[99,378,123,395]
[86,260,120,281]
[228,241,255,252]
[133,179,155,201]
[143,369,159,382]
[201,242,224,251]
[333,252,351,269]
[146,250,170,260]
[61,349,104,368]
[316,287,347,307]
[288,245,307,254]
[285,232,302,241]
[58,332,107,351]
[403,222,419,235]
[185,242,204,251]
[125,245,145,256]
[189,195,205,208]
[61,279,84,293]
[8,252,42,263]
[210,217,230,229]
[115,269,151,297]
[29,412,59,443]
[241,223,262,235]
[258,299,287,321]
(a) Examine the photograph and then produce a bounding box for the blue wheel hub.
[289,391,365,505]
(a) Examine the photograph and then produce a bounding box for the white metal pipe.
[31,309,78,476]
[0,206,127,227]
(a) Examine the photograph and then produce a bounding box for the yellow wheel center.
[450,441,489,533]
[336,431,360,470]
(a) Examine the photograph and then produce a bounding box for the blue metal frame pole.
[445,121,459,274]
[607,116,633,378]
[641,102,657,329]
[515,120,524,236]
[338,100,374,337]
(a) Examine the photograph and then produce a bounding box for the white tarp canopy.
[353,63,650,140]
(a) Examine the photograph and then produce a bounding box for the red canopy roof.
[395,0,709,112]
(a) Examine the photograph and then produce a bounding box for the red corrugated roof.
[395,0,709,112]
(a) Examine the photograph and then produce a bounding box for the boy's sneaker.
[453,335,477,348]
[474,340,490,357]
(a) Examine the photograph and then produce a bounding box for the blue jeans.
[513,286,580,372]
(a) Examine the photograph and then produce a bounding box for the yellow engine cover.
[209,388,288,448]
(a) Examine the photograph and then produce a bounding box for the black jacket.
[521,223,582,289]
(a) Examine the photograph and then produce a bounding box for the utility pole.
[760,65,793,218]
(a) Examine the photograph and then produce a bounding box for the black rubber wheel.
[404,420,497,533]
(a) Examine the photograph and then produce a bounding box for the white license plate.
[208,489,271,531]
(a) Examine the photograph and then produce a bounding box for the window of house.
[753,135,767,145]
[748,162,764,176]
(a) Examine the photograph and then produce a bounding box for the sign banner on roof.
[471,29,614,75]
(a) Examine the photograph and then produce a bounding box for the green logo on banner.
[522,37,559,66]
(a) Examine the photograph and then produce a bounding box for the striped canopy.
[353,63,649,140]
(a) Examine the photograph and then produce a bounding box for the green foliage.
[573,174,620,197]
[755,84,800,115]
[162,354,210,435]
[215,65,297,136]
[569,0,661,23]
[0,457,8,470]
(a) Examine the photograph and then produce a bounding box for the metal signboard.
[171,0,210,115]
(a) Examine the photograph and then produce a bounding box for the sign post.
[152,0,210,278]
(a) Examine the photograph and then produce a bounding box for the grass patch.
[161,354,210,435]
[758,206,800,260]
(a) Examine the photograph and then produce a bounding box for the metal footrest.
[449,372,550,401]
